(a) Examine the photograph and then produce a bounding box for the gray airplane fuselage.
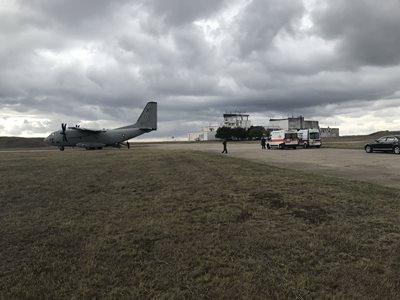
[44,101,157,150]
[44,128,150,148]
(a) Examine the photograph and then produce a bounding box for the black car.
[365,136,400,154]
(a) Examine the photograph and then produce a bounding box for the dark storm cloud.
[18,0,132,37]
[145,0,227,27]
[233,0,304,56]
[312,0,400,67]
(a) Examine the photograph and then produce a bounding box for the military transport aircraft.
[44,101,157,151]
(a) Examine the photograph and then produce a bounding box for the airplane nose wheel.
[59,146,65,151]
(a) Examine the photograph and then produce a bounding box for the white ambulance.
[267,130,299,149]
[297,129,321,148]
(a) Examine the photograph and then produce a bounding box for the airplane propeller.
[61,123,68,142]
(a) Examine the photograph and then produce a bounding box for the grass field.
[1,148,400,299]
[0,137,49,149]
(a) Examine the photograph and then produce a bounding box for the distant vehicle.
[44,102,157,151]
[364,136,400,154]
[297,129,321,148]
[267,130,299,149]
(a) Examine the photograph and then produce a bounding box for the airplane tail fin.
[135,101,157,130]
[117,101,157,130]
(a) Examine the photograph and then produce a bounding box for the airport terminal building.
[268,116,339,137]
[222,113,252,129]
[188,113,339,141]
[188,112,252,141]
[269,116,319,130]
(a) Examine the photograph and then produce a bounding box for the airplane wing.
[68,127,106,133]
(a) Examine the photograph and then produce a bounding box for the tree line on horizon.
[215,126,271,140]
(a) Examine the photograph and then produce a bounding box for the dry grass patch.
[1,148,400,299]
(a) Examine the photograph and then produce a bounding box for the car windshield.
[377,137,387,142]
[310,132,320,139]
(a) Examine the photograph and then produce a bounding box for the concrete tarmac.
[156,143,400,189]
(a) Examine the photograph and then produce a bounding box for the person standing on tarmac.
[222,139,228,154]
[261,136,266,150]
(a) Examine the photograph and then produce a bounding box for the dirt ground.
[156,143,400,189]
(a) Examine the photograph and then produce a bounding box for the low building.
[188,112,252,141]
[269,116,319,130]
[188,125,219,142]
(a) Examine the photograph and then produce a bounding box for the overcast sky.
[1,0,400,139]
